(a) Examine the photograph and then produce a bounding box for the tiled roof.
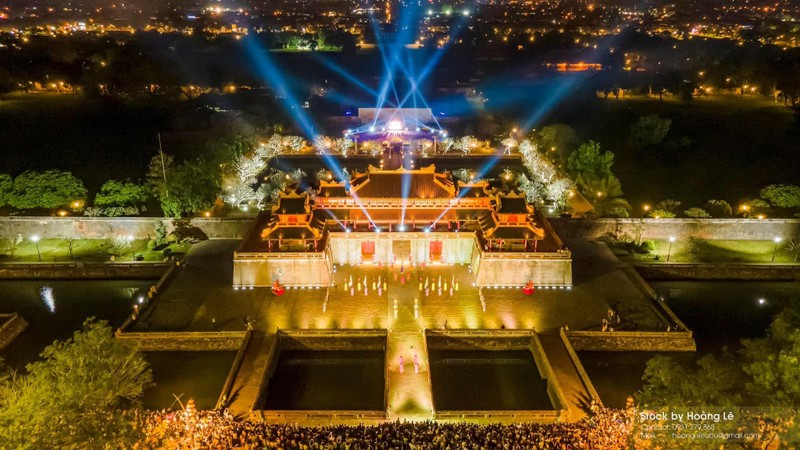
[497,196,530,214]
[350,166,454,199]
[318,181,348,198]
[457,182,491,197]
[321,208,458,223]
[276,196,308,215]
[262,226,318,240]
[491,226,541,239]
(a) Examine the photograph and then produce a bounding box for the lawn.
[611,239,799,264]
[0,238,191,263]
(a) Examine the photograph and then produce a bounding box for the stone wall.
[550,218,800,241]
[115,331,247,351]
[217,330,252,409]
[0,217,253,240]
[0,313,29,350]
[233,254,331,287]
[251,410,388,425]
[433,410,565,424]
[475,255,572,287]
[635,263,800,281]
[565,330,696,352]
[558,328,603,407]
[0,262,170,280]
[426,329,535,350]
[278,329,387,351]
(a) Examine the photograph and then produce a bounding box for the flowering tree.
[452,136,482,155]
[361,140,383,156]
[546,178,575,209]
[313,136,333,153]
[281,136,305,153]
[221,134,310,210]
[517,173,546,203]
[440,137,455,154]
[452,169,472,183]
[316,168,333,181]
[501,137,518,153]
[258,134,284,159]
[333,137,354,156]
[517,139,573,207]
[415,139,433,157]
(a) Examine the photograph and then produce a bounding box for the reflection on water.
[430,350,552,411]
[261,350,385,411]
[652,281,800,353]
[0,280,151,369]
[39,285,55,313]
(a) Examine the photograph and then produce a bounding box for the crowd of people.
[137,407,633,449]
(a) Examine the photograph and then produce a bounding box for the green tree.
[785,239,800,263]
[739,311,800,406]
[601,199,633,218]
[206,133,259,163]
[683,207,710,218]
[159,158,221,217]
[638,354,743,407]
[94,180,148,208]
[629,114,671,148]
[108,234,131,258]
[0,319,152,449]
[154,220,168,246]
[146,153,174,198]
[8,170,87,210]
[646,209,676,219]
[566,141,619,198]
[740,198,771,218]
[0,234,22,258]
[535,124,579,165]
[567,141,614,181]
[0,173,11,206]
[655,199,681,213]
[760,184,800,209]
[704,199,733,218]
[582,175,624,199]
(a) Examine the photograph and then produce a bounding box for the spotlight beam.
[519,36,620,132]
[371,17,402,125]
[313,53,379,97]
[243,36,318,138]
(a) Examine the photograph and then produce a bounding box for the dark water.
[0,280,151,369]
[579,281,800,408]
[429,350,553,411]
[142,351,236,410]
[262,350,385,411]
[652,281,800,353]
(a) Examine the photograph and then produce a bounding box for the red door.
[429,241,443,261]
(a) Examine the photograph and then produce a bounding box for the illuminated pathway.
[385,268,434,420]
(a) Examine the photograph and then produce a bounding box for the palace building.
[233,164,572,289]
